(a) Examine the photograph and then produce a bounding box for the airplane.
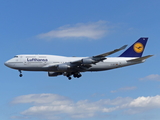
[4,37,153,80]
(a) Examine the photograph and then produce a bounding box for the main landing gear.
[65,72,82,80]
[68,76,72,80]
[19,70,23,77]
[73,73,82,78]
[66,74,72,80]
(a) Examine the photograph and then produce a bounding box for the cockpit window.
[14,56,18,58]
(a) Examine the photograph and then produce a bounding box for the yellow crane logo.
[133,42,144,53]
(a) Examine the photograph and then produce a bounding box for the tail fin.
[119,37,148,57]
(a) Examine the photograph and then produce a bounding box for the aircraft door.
[23,56,28,65]
[118,62,122,66]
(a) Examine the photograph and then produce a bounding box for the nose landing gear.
[19,70,23,77]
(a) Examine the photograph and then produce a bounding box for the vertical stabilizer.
[119,37,148,57]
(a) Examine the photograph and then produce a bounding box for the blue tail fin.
[119,37,148,57]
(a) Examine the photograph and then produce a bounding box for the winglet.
[120,45,128,50]
[119,37,148,57]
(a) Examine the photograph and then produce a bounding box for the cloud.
[128,95,160,108]
[11,94,160,120]
[123,95,160,114]
[37,21,109,40]
[12,93,71,105]
[140,74,160,81]
[111,86,137,93]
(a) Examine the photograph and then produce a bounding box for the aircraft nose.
[4,61,9,67]
[4,60,12,67]
[4,58,17,68]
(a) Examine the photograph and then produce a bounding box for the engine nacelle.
[48,72,62,77]
[57,64,70,71]
[82,58,96,64]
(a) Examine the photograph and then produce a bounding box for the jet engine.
[82,58,96,64]
[57,64,70,71]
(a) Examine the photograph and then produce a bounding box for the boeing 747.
[4,38,153,80]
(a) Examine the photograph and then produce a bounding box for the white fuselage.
[4,54,143,72]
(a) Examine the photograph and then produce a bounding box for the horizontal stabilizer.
[127,55,153,62]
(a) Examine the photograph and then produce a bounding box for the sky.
[1,0,160,120]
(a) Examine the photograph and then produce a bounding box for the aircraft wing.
[93,45,127,58]
[69,45,128,70]
[70,44,127,64]
[43,63,61,68]
[46,45,127,71]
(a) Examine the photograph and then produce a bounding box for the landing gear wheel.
[77,74,82,78]
[73,73,82,78]
[68,77,72,80]
[19,74,23,77]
